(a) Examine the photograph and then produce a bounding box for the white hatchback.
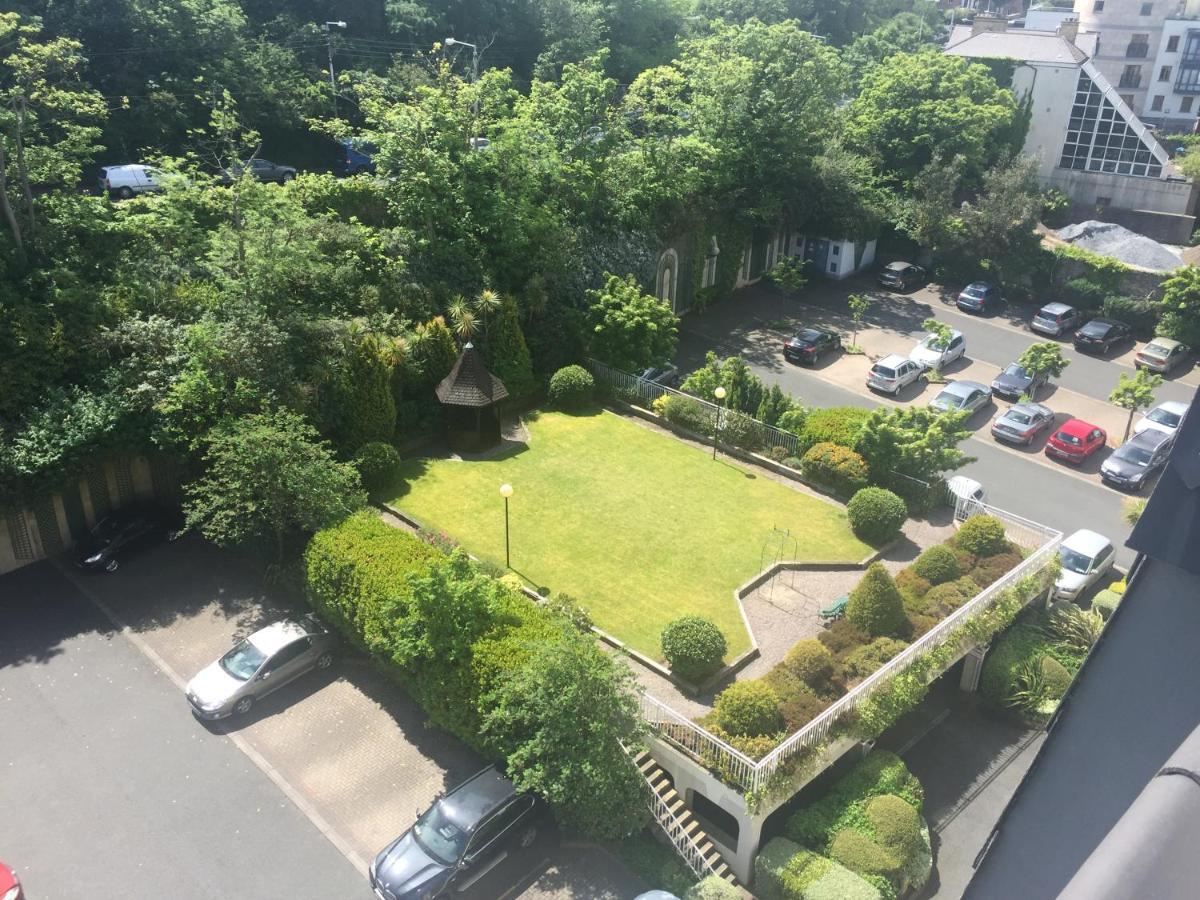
[910,329,966,372]
[1134,401,1189,439]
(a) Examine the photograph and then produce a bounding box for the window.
[1119,93,1135,106]
[1152,95,1165,110]
[831,244,840,256]
[1094,0,1104,10]
[1128,35,1150,58]
[1058,71,1164,178]
[1160,66,1173,81]
[263,639,309,673]
[829,263,838,274]
[1141,2,1154,14]
[1182,96,1194,112]
[1120,65,1142,88]
[1169,35,1180,52]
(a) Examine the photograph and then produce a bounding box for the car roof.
[1062,528,1112,556]
[1150,401,1189,415]
[876,353,911,367]
[1007,402,1052,418]
[1127,430,1172,451]
[941,380,988,396]
[921,328,964,341]
[1082,318,1120,329]
[965,281,993,289]
[884,261,914,271]
[249,619,316,655]
[1038,302,1074,314]
[1145,337,1184,350]
[793,327,832,338]
[440,766,517,831]
[1058,418,1099,436]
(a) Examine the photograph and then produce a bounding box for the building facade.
[1141,3,1200,131]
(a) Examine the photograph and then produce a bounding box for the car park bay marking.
[51,560,371,877]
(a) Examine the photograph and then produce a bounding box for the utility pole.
[324,21,347,117]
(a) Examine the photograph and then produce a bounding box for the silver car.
[186,617,334,719]
[867,353,924,396]
[991,402,1055,445]
[929,380,992,417]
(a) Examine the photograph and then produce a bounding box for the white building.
[947,16,1198,242]
[1073,0,1181,119]
[1141,2,1200,131]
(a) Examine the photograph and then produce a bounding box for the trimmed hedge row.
[755,838,882,900]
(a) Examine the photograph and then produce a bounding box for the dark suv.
[370,767,539,900]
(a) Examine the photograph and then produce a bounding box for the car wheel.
[316,651,334,670]
[104,558,119,573]
[233,695,254,716]
[117,186,135,200]
[282,172,295,182]
[518,824,538,849]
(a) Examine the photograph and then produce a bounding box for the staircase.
[631,748,738,886]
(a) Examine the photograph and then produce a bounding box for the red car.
[1045,418,1106,465]
[0,862,22,900]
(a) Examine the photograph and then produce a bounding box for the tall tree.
[586,273,678,372]
[332,329,397,451]
[855,406,974,489]
[486,298,537,400]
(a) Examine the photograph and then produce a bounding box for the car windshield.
[964,286,984,298]
[1081,323,1107,336]
[1059,547,1094,575]
[872,365,896,378]
[922,334,949,351]
[1007,410,1034,426]
[1147,407,1182,427]
[412,802,468,866]
[1036,309,1059,321]
[1055,431,1082,446]
[797,329,822,342]
[219,640,268,681]
[1143,343,1171,359]
[1002,364,1028,379]
[1115,444,1153,466]
[937,392,965,408]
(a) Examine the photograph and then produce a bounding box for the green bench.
[820,594,849,622]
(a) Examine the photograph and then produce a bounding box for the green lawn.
[391,410,870,660]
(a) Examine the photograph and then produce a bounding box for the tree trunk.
[1124,408,1134,443]
[13,97,35,240]
[0,139,24,253]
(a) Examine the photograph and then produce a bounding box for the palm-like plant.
[447,296,479,342]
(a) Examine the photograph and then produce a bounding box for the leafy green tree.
[1158,264,1200,348]
[921,318,952,349]
[586,273,678,372]
[486,298,537,400]
[848,294,871,349]
[480,635,647,838]
[1017,343,1070,400]
[1110,369,1163,442]
[844,50,1021,188]
[847,562,907,637]
[183,409,365,559]
[681,352,780,417]
[843,12,940,87]
[767,256,809,294]
[894,155,962,259]
[854,406,973,489]
[332,330,397,451]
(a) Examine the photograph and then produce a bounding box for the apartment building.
[1142,2,1200,131]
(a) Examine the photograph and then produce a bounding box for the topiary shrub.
[547,364,595,410]
[785,639,836,689]
[683,875,742,900]
[866,795,924,858]
[802,442,870,496]
[713,679,783,737]
[847,563,907,637]
[847,487,908,544]
[843,637,909,679]
[829,829,903,883]
[1091,588,1121,620]
[911,545,960,585]
[818,618,871,655]
[923,576,980,615]
[906,611,938,638]
[755,840,883,900]
[1039,655,1072,699]
[801,406,873,452]
[969,551,1023,588]
[353,441,403,501]
[662,394,712,434]
[953,515,1010,557]
[661,615,728,683]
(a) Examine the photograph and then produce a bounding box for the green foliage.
[1045,605,1105,655]
[680,351,786,420]
[487,298,537,401]
[661,615,728,683]
[847,563,907,638]
[332,332,397,451]
[544,592,594,633]
[969,552,1023,588]
[1017,343,1069,399]
[765,669,830,731]
[713,679,783,737]
[953,515,1010,557]
[1092,589,1122,621]
[843,637,909,679]
[785,639,836,689]
[847,487,908,544]
[911,545,961,585]
[755,839,884,900]
[1159,264,1200,348]
[829,829,902,883]
[1101,295,1159,338]
[1123,497,1147,526]
[979,615,1087,713]
[547,365,595,411]
[683,875,741,900]
[1110,368,1163,441]
[1038,655,1073,699]
[353,442,403,502]
[758,385,795,428]
[923,576,980,615]
[769,256,810,293]
[819,618,871,656]
[661,394,713,434]
[847,293,871,347]
[802,442,870,496]
[609,833,697,899]
[586,273,679,372]
[854,406,973,497]
[802,406,872,451]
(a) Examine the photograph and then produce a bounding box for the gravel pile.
[1056,220,1183,272]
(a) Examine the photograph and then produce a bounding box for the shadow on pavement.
[0,561,117,670]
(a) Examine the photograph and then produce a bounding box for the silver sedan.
[991,402,1055,446]
[928,380,993,417]
[186,617,335,719]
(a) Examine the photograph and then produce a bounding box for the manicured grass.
[391,410,870,659]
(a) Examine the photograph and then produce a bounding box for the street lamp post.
[324,21,347,117]
[712,386,727,460]
[499,483,514,567]
[444,37,481,119]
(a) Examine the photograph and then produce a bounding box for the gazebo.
[435,342,509,452]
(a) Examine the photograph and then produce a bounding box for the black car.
[990,362,1047,401]
[1073,319,1131,354]
[220,158,297,184]
[878,262,926,291]
[956,282,1002,314]
[784,328,841,365]
[370,767,539,900]
[1100,429,1173,491]
[75,505,178,572]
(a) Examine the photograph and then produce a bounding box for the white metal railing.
[640,502,1062,796]
[647,773,725,879]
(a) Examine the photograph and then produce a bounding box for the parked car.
[99,163,168,199]
[1134,337,1190,374]
[220,158,297,183]
[948,475,986,505]
[1054,529,1116,601]
[990,362,1048,402]
[185,618,335,719]
[784,327,842,365]
[75,504,179,572]
[909,328,966,372]
[636,364,679,386]
[1100,429,1174,491]
[1073,319,1131,354]
[370,766,540,900]
[1045,418,1107,465]
[867,354,924,396]
[0,862,22,900]
[338,138,377,176]
[956,282,1002,314]
[1029,302,1083,337]
[877,261,926,291]
[1133,400,1189,438]
[991,402,1055,445]
[928,380,992,416]
[468,136,491,151]
[633,894,680,900]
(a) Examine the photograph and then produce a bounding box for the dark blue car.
[338,138,377,176]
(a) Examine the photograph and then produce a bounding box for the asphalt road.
[0,561,368,900]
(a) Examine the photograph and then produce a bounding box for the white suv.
[100,164,167,199]
[867,354,924,396]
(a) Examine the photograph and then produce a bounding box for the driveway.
[16,538,648,900]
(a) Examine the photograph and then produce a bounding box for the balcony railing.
[1126,43,1150,58]
[1120,72,1144,88]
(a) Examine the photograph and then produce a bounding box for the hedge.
[662,394,713,435]
[847,487,907,544]
[801,406,873,452]
[802,442,870,496]
[911,545,960,585]
[683,875,742,900]
[755,839,882,900]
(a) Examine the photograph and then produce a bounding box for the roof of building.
[946,23,1094,65]
[964,398,1200,899]
[435,342,509,408]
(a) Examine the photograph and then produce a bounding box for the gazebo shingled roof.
[436,342,509,407]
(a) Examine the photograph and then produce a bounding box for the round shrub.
[954,515,1010,557]
[547,365,594,410]
[660,615,727,683]
[784,639,835,689]
[801,406,872,451]
[801,442,870,496]
[1092,588,1122,621]
[911,545,961,586]
[979,622,1053,707]
[895,569,932,601]
[353,441,403,501]
[1040,655,1072,699]
[764,669,829,731]
[829,828,903,882]
[683,875,742,900]
[847,563,907,637]
[818,618,871,656]
[969,551,1023,588]
[923,576,980,614]
[713,680,783,737]
[844,637,909,679]
[867,794,925,858]
[847,487,908,544]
